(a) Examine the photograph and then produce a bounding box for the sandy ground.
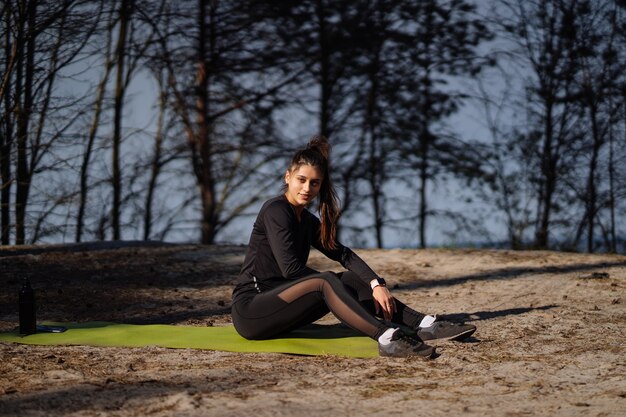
[1,242,625,416]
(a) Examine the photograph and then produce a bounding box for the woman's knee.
[337,271,372,300]
[318,271,340,282]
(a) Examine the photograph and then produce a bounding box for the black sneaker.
[378,329,436,358]
[417,321,476,342]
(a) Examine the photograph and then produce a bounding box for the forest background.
[1,0,625,253]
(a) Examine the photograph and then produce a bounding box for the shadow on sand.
[439,304,558,323]
[399,261,624,290]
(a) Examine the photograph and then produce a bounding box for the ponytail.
[287,135,340,250]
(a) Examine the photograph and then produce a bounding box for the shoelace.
[431,321,454,330]
[395,332,422,347]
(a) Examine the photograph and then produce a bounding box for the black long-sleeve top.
[232,195,380,303]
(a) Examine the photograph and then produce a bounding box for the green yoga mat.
[0,322,379,358]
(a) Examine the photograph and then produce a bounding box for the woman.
[231,135,475,358]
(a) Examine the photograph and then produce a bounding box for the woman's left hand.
[372,286,396,321]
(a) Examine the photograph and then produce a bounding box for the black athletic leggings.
[232,271,425,340]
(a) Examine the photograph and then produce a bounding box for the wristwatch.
[370,277,386,290]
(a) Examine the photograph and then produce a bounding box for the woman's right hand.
[372,285,396,321]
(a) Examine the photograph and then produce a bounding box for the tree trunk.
[144,75,166,240]
[586,100,601,253]
[372,176,383,248]
[365,60,383,248]
[1,6,14,245]
[76,10,115,242]
[612,97,625,253]
[316,0,331,138]
[0,112,11,245]
[370,133,384,249]
[15,1,37,245]
[76,62,113,242]
[111,0,132,240]
[196,0,216,244]
[535,101,555,250]
[418,127,429,249]
[608,116,615,253]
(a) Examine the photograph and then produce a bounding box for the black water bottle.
[19,278,36,335]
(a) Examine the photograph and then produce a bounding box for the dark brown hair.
[287,135,340,250]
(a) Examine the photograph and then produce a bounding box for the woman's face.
[284,164,323,208]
